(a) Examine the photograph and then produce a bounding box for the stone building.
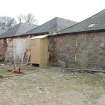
[0,17,76,64]
[1,9,105,69]
[0,23,37,63]
[48,9,105,68]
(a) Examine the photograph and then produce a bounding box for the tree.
[17,13,37,24]
[0,16,17,34]
[17,14,24,23]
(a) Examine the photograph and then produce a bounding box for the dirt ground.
[0,65,105,105]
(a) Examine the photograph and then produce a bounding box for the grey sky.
[0,0,105,24]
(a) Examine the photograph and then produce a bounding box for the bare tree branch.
[17,13,37,24]
[0,16,17,34]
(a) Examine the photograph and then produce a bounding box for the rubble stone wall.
[0,37,31,64]
[48,31,105,68]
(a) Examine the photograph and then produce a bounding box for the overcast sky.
[0,0,105,24]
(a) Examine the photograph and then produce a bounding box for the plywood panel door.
[31,39,41,64]
[40,38,48,66]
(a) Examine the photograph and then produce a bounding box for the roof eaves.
[0,32,49,39]
[55,28,105,37]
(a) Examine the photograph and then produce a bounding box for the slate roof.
[0,23,38,38]
[27,17,77,34]
[0,28,6,35]
[60,9,105,34]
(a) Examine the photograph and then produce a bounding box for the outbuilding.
[27,17,76,66]
[0,17,76,66]
[48,9,105,69]
[31,35,48,67]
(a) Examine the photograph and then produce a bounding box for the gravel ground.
[0,66,105,105]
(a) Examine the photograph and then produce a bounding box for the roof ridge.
[55,17,77,23]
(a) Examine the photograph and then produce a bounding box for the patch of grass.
[64,73,105,89]
[0,69,12,78]
[0,69,8,75]
[80,73,105,88]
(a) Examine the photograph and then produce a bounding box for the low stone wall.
[48,31,105,68]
